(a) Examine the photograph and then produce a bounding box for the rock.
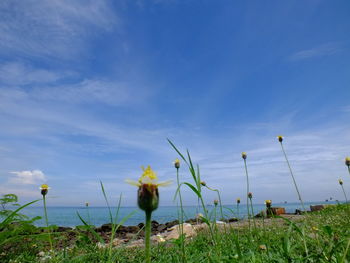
[151,220,159,231]
[151,234,166,243]
[126,239,144,248]
[112,238,125,246]
[56,226,73,232]
[271,207,286,215]
[100,223,112,232]
[166,219,179,228]
[157,224,167,232]
[165,223,196,240]
[310,205,325,212]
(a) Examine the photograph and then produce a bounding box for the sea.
[18,201,339,227]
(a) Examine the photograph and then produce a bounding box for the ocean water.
[19,201,337,227]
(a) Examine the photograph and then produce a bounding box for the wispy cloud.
[9,170,46,185]
[0,0,118,59]
[0,62,66,86]
[289,43,342,61]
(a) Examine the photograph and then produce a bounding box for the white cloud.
[289,43,342,61]
[0,0,118,59]
[0,62,65,86]
[9,170,46,185]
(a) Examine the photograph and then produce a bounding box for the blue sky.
[0,0,349,207]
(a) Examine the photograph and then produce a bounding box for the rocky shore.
[25,212,307,249]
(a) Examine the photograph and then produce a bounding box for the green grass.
[1,204,350,262]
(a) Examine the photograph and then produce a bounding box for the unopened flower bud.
[138,183,159,212]
[241,152,247,160]
[265,200,272,208]
[213,199,219,206]
[277,136,283,142]
[345,157,350,167]
[236,198,240,204]
[339,179,343,185]
[248,192,253,199]
[85,202,89,207]
[40,184,49,196]
[174,159,180,169]
[200,181,206,187]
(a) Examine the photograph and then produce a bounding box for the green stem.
[243,159,251,229]
[87,206,91,226]
[237,204,239,219]
[176,168,186,263]
[145,210,152,263]
[341,185,348,203]
[215,190,224,221]
[43,195,53,251]
[348,166,350,177]
[280,142,306,212]
[249,198,257,229]
[198,195,215,244]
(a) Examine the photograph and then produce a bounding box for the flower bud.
[213,199,219,206]
[265,200,272,208]
[236,198,240,204]
[259,244,267,251]
[277,136,283,142]
[200,181,206,187]
[85,202,89,207]
[40,184,49,196]
[248,192,253,199]
[345,157,350,167]
[241,152,247,160]
[339,179,343,185]
[174,159,180,169]
[138,184,159,212]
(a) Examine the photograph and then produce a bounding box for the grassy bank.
[1,203,349,262]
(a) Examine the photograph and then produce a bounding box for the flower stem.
[87,206,91,226]
[280,142,306,212]
[249,198,257,229]
[43,195,53,251]
[145,210,152,263]
[341,184,348,203]
[176,168,186,262]
[243,159,251,227]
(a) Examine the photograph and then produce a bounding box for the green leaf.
[100,181,113,224]
[0,199,40,229]
[167,138,189,166]
[183,182,202,198]
[76,211,104,244]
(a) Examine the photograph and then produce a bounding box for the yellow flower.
[125,166,171,212]
[277,135,283,142]
[236,198,241,204]
[312,226,319,232]
[265,200,272,207]
[345,157,350,167]
[339,179,343,185]
[259,244,267,251]
[241,152,247,160]
[174,159,180,169]
[40,184,50,196]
